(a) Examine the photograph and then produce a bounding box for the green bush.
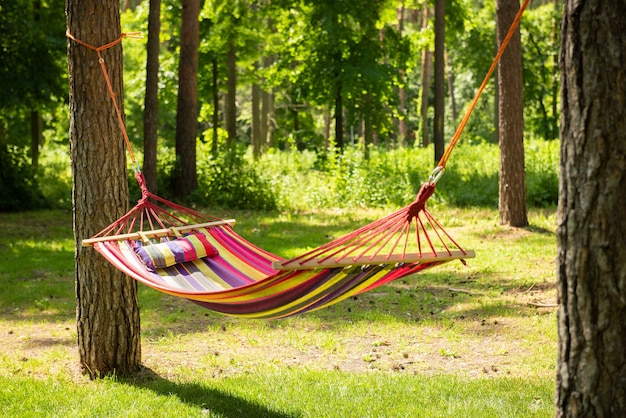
[195,144,278,211]
[33,138,559,212]
[255,139,559,210]
[0,145,47,211]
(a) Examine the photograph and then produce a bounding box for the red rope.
[66,30,143,170]
[436,0,530,172]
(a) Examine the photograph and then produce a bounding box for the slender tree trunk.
[174,0,200,198]
[66,0,141,378]
[211,57,219,156]
[323,106,331,148]
[556,1,626,415]
[433,0,445,164]
[397,1,407,146]
[251,63,261,159]
[225,40,237,145]
[30,110,42,170]
[496,0,527,227]
[143,0,160,194]
[334,80,344,150]
[419,5,432,148]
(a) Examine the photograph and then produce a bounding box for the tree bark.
[496,0,527,227]
[66,0,141,378]
[174,0,200,198]
[433,0,445,164]
[143,0,160,194]
[556,1,626,415]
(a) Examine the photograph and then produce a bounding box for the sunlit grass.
[0,206,557,417]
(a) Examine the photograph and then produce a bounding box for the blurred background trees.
[0,0,561,211]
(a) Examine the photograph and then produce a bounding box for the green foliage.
[194,144,279,210]
[0,145,46,211]
[255,140,559,210]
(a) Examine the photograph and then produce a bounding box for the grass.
[0,206,557,417]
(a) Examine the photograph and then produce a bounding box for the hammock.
[68,1,527,319]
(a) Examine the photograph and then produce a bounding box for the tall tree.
[174,0,200,198]
[143,0,161,194]
[225,40,238,145]
[433,0,445,163]
[66,0,141,378]
[496,0,527,227]
[556,1,626,415]
[419,4,432,147]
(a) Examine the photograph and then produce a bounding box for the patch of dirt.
[0,280,557,383]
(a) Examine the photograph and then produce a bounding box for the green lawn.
[0,207,557,417]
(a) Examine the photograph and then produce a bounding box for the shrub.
[0,145,47,211]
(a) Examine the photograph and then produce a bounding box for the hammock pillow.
[133,234,218,271]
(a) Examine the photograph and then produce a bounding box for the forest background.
[0,0,559,213]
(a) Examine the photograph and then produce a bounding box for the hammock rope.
[66,2,529,318]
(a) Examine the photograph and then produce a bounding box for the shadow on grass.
[122,367,300,418]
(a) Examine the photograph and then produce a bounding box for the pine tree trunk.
[67,0,141,378]
[211,57,219,157]
[433,0,445,163]
[174,0,199,198]
[143,0,160,194]
[251,66,261,159]
[496,0,527,227]
[30,110,42,170]
[556,1,626,415]
[225,41,237,145]
[334,80,344,150]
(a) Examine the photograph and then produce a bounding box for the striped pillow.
[133,234,218,271]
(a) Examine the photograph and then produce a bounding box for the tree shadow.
[121,367,300,418]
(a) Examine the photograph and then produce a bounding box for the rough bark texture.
[66,0,141,378]
[174,0,199,198]
[496,0,527,227]
[557,1,626,416]
[142,0,160,194]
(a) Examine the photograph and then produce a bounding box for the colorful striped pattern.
[133,234,218,271]
[94,224,454,319]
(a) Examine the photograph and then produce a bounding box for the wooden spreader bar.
[82,219,236,246]
[272,249,475,271]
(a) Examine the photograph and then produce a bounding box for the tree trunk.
[433,0,445,164]
[556,1,626,415]
[419,4,432,148]
[334,80,344,150]
[66,0,141,378]
[30,110,42,170]
[397,1,407,146]
[174,0,200,198]
[251,63,261,159]
[143,0,160,194]
[211,57,219,157]
[496,0,527,227]
[225,40,237,145]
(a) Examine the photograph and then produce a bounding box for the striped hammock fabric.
[84,173,474,319]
